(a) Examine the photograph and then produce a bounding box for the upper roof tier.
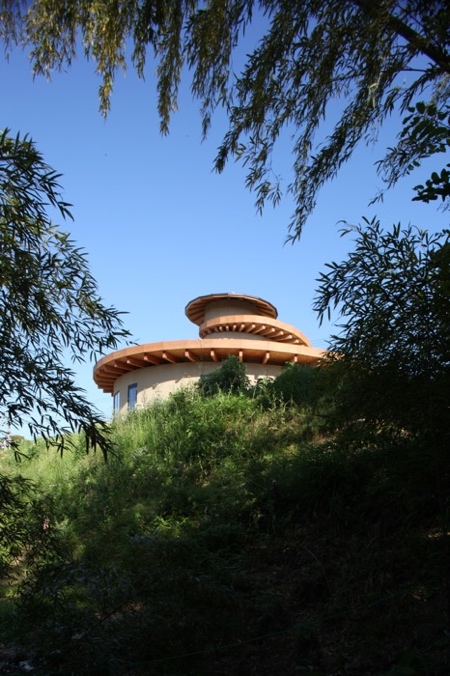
[185,293,278,325]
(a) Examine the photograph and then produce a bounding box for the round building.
[93,293,325,414]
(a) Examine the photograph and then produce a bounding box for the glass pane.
[128,383,137,410]
[113,391,120,413]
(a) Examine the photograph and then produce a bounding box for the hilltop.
[0,372,449,674]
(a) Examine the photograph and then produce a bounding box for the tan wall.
[203,300,260,322]
[113,362,281,415]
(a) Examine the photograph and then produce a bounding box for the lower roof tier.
[94,338,326,393]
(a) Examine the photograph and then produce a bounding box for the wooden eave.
[199,314,311,346]
[94,338,325,394]
[185,293,278,325]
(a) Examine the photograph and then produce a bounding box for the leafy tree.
[409,103,450,207]
[375,100,450,206]
[1,1,450,238]
[268,363,319,408]
[314,218,450,446]
[0,129,129,454]
[198,355,249,396]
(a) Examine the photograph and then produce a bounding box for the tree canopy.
[1,0,449,238]
[314,218,450,445]
[0,130,129,453]
[312,87,450,443]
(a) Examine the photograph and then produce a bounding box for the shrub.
[267,363,319,408]
[198,355,250,396]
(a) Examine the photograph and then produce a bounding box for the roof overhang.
[94,338,326,393]
[185,293,278,325]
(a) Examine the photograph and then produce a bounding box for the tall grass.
[0,388,448,674]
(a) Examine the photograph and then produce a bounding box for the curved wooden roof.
[93,338,325,393]
[199,314,311,346]
[94,293,325,394]
[185,293,277,325]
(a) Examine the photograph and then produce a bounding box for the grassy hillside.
[0,386,449,675]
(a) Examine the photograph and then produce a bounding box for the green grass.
[0,389,449,674]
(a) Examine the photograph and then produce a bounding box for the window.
[128,383,138,410]
[113,390,120,414]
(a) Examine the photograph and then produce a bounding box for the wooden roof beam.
[184,350,197,362]
[97,372,116,381]
[98,365,120,376]
[144,353,161,365]
[113,361,132,372]
[163,351,178,364]
[127,357,145,368]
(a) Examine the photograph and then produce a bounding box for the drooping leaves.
[1,1,450,237]
[0,129,130,455]
[314,218,450,438]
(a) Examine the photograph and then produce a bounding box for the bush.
[257,363,319,408]
[198,355,250,396]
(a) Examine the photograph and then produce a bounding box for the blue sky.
[2,39,449,421]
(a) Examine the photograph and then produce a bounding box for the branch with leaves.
[0,130,130,455]
[314,218,450,437]
[1,1,449,238]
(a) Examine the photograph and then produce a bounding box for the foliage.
[314,218,450,448]
[198,354,250,395]
[266,363,319,408]
[255,365,339,438]
[0,470,63,582]
[0,129,129,454]
[1,392,449,673]
[376,101,450,206]
[2,1,450,237]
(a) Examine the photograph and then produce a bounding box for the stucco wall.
[203,300,262,322]
[113,362,282,415]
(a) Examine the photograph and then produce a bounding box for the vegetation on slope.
[1,367,449,674]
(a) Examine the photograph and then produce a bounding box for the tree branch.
[353,0,450,75]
